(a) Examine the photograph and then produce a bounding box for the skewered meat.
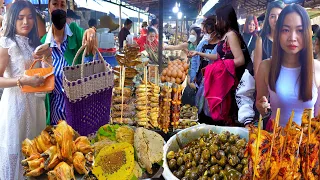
[73,152,88,175]
[74,136,94,154]
[171,84,182,128]
[159,86,172,133]
[53,120,75,163]
[47,162,76,180]
[300,109,320,180]
[248,125,272,179]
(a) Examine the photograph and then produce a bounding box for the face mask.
[204,33,212,40]
[188,35,197,43]
[51,9,66,30]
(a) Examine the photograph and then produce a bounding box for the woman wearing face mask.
[136,27,158,52]
[164,27,202,105]
[254,1,285,77]
[0,2,46,179]
[242,15,258,56]
[40,0,97,125]
[256,4,320,129]
[188,16,220,124]
[189,5,251,125]
[164,27,201,64]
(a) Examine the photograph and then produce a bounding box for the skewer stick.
[155,66,159,86]
[266,108,280,178]
[253,115,263,180]
[269,108,280,158]
[306,109,312,178]
[120,66,126,124]
[291,127,304,180]
[281,111,295,161]
[144,65,148,128]
[119,65,122,88]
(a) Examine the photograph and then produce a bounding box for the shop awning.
[74,0,149,21]
[29,0,48,4]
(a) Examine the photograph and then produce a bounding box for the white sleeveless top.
[269,66,318,127]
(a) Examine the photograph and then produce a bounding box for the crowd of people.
[184,1,320,131]
[0,0,319,179]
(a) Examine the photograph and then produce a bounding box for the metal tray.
[162,124,249,180]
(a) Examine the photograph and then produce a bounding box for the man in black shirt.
[118,18,133,49]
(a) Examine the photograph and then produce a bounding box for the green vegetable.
[131,175,138,180]
[97,124,120,141]
[158,160,164,166]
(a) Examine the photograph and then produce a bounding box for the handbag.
[22,59,54,93]
[63,45,114,136]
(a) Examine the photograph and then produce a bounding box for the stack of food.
[180,104,198,120]
[92,125,164,179]
[159,86,172,133]
[149,82,161,128]
[123,44,141,61]
[171,84,183,128]
[248,109,320,180]
[166,131,249,179]
[113,67,139,87]
[21,120,94,178]
[111,87,135,124]
[135,83,151,127]
[116,44,141,67]
[160,59,189,84]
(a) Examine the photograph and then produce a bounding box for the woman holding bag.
[39,0,97,125]
[0,1,46,179]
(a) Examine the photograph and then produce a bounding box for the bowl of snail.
[162,124,250,180]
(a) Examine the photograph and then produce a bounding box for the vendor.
[164,27,202,106]
[136,27,158,52]
[118,18,132,50]
[40,0,97,125]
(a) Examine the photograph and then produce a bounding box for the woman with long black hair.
[242,15,258,56]
[0,1,46,179]
[254,1,285,77]
[256,4,320,128]
[189,5,251,125]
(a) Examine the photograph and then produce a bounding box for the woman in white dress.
[0,1,46,179]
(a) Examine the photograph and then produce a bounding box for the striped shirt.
[50,40,68,124]
[45,25,73,125]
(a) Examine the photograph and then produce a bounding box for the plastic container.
[162,124,249,180]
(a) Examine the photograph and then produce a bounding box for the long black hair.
[269,4,313,102]
[215,4,240,38]
[259,1,285,38]
[215,4,252,81]
[4,1,40,49]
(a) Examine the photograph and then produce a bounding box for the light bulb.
[177,12,182,19]
[172,6,179,13]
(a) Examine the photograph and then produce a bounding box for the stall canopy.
[74,0,149,21]
[30,0,48,4]
[122,0,203,20]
